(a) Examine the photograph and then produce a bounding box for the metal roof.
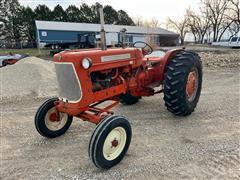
[35,20,178,36]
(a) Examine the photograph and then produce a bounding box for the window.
[231,37,238,42]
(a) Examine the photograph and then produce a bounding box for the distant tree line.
[0,0,135,48]
[166,0,240,44]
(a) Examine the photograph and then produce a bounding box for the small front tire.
[34,98,73,138]
[89,115,132,169]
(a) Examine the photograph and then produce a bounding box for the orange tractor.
[34,7,202,169]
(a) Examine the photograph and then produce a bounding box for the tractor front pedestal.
[54,99,120,124]
[76,100,119,124]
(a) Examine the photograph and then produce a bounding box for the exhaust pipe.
[99,6,107,50]
[120,28,127,48]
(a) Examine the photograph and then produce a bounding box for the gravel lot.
[0,57,57,101]
[165,45,240,69]
[1,48,240,179]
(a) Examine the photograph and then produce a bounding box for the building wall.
[38,30,96,43]
[37,29,179,47]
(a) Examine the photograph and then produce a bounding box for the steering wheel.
[133,41,153,55]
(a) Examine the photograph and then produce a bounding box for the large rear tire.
[163,51,202,116]
[35,98,73,138]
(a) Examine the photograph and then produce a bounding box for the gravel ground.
[1,47,240,179]
[1,69,240,179]
[200,51,240,68]
[0,57,57,101]
[164,45,240,69]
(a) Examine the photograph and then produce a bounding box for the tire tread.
[163,51,202,116]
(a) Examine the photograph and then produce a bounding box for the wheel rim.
[103,127,127,161]
[44,107,68,131]
[186,68,199,102]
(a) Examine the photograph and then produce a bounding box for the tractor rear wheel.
[35,98,73,138]
[88,115,132,169]
[120,92,140,105]
[163,51,202,116]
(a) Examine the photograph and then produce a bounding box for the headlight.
[82,58,92,69]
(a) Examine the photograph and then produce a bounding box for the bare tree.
[183,0,239,43]
[144,18,159,28]
[216,0,240,41]
[225,0,240,38]
[186,9,199,43]
[217,18,235,41]
[228,0,240,25]
[186,8,211,43]
[228,22,240,38]
[134,17,160,28]
[166,16,189,45]
[201,0,231,42]
[134,16,144,26]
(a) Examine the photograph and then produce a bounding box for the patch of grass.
[0,48,53,60]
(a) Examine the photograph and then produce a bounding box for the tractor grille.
[54,63,82,102]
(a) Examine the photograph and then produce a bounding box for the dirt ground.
[1,68,240,179]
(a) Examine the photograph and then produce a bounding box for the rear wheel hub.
[186,68,199,102]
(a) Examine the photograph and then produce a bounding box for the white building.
[35,20,179,48]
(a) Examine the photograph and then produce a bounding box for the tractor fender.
[161,48,185,73]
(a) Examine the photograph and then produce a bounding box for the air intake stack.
[99,5,107,50]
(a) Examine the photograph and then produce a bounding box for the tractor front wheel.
[88,115,132,169]
[163,51,202,116]
[34,98,73,138]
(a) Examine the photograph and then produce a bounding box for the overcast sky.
[19,0,201,24]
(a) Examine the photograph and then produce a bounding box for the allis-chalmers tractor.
[34,7,202,169]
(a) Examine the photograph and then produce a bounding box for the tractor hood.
[53,48,143,104]
[53,48,143,69]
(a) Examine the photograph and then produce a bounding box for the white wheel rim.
[103,127,127,161]
[44,107,68,131]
